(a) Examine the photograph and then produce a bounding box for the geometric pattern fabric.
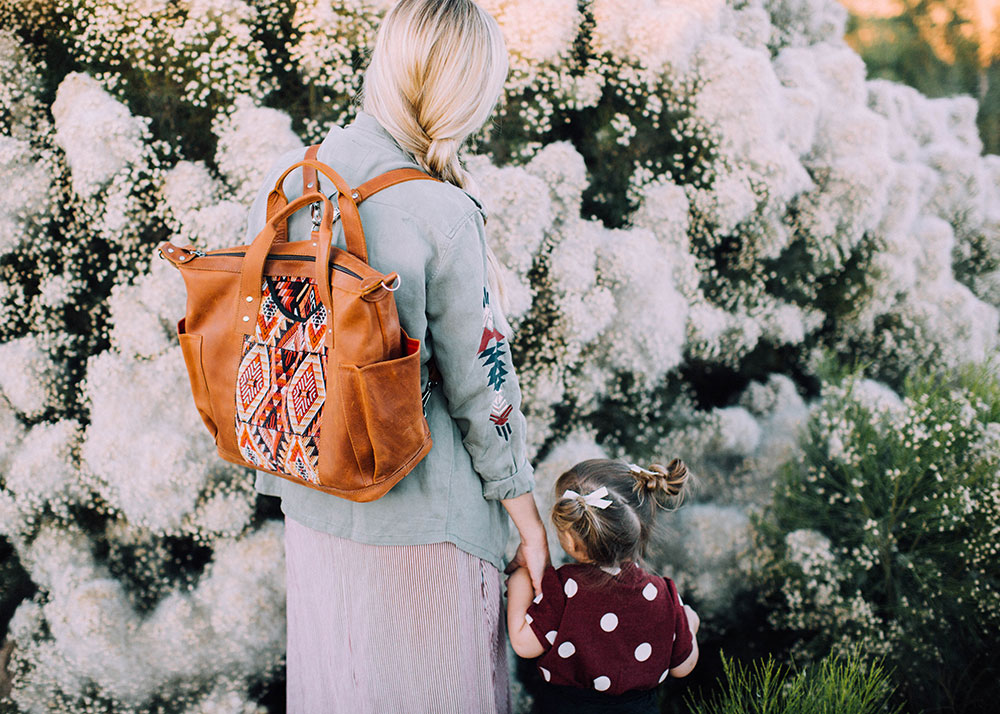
[235,275,328,484]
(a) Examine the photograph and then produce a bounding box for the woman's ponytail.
[360,0,510,311]
[424,137,463,186]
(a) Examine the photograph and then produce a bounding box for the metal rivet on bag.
[246,296,253,302]
[167,248,175,253]
[307,182,314,188]
[242,316,250,322]
[351,191,359,199]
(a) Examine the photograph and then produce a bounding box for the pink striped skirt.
[283,515,511,714]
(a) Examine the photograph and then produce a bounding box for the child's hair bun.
[634,459,689,500]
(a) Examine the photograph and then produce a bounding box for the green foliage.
[846,1,999,154]
[687,649,902,714]
[757,360,1000,712]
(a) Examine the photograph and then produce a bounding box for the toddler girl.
[506,459,699,714]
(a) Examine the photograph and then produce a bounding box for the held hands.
[500,492,550,597]
[505,536,549,597]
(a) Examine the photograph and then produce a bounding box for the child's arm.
[506,566,546,658]
[669,604,700,678]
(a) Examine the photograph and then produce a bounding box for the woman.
[243,1,548,712]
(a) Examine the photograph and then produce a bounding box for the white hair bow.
[561,485,613,509]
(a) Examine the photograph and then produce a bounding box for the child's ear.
[558,528,589,561]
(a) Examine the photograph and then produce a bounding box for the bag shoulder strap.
[266,145,439,262]
[302,144,321,196]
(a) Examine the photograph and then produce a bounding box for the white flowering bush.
[757,363,1000,713]
[0,0,998,711]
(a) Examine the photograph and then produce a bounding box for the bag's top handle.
[265,145,439,264]
[237,191,340,348]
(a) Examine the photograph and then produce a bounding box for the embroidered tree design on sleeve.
[478,288,512,440]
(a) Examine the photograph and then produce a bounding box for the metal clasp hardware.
[311,201,341,232]
[310,201,322,231]
[422,378,439,415]
[192,249,206,257]
[381,275,401,292]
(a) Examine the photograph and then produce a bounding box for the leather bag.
[159,147,438,501]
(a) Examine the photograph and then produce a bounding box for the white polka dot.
[634,642,652,662]
[540,667,551,682]
[545,630,557,644]
[593,676,611,691]
[524,613,533,624]
[564,578,578,597]
[557,641,576,658]
[533,592,543,604]
[599,613,619,632]
[642,582,658,601]
[659,669,670,683]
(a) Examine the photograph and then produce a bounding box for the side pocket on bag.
[177,317,219,440]
[339,333,428,485]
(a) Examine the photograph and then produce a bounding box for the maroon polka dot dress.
[524,561,693,697]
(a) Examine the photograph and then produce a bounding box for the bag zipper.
[198,251,363,280]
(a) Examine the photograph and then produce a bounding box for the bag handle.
[265,148,440,262]
[236,191,339,349]
[266,158,368,262]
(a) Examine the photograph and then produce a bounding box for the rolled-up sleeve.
[425,209,534,500]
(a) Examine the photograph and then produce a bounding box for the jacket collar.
[345,110,421,167]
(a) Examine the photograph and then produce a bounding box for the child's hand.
[684,604,700,636]
[505,565,546,658]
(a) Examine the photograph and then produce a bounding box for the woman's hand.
[506,536,549,596]
[500,492,550,596]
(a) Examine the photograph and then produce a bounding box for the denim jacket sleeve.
[426,208,535,501]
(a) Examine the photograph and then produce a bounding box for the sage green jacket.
[245,111,534,570]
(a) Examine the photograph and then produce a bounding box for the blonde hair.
[361,0,510,311]
[552,459,690,568]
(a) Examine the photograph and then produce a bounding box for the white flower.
[785,528,835,572]
[0,136,51,257]
[766,0,849,49]
[213,97,304,205]
[107,261,187,359]
[708,406,762,457]
[592,0,725,74]
[480,0,580,64]
[80,348,240,534]
[51,73,148,199]
[11,522,285,708]
[649,504,752,618]
[0,335,58,417]
[4,419,85,517]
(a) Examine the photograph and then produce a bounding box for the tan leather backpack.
[159,147,438,502]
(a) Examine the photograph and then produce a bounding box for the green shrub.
[757,361,1000,712]
[687,649,902,714]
